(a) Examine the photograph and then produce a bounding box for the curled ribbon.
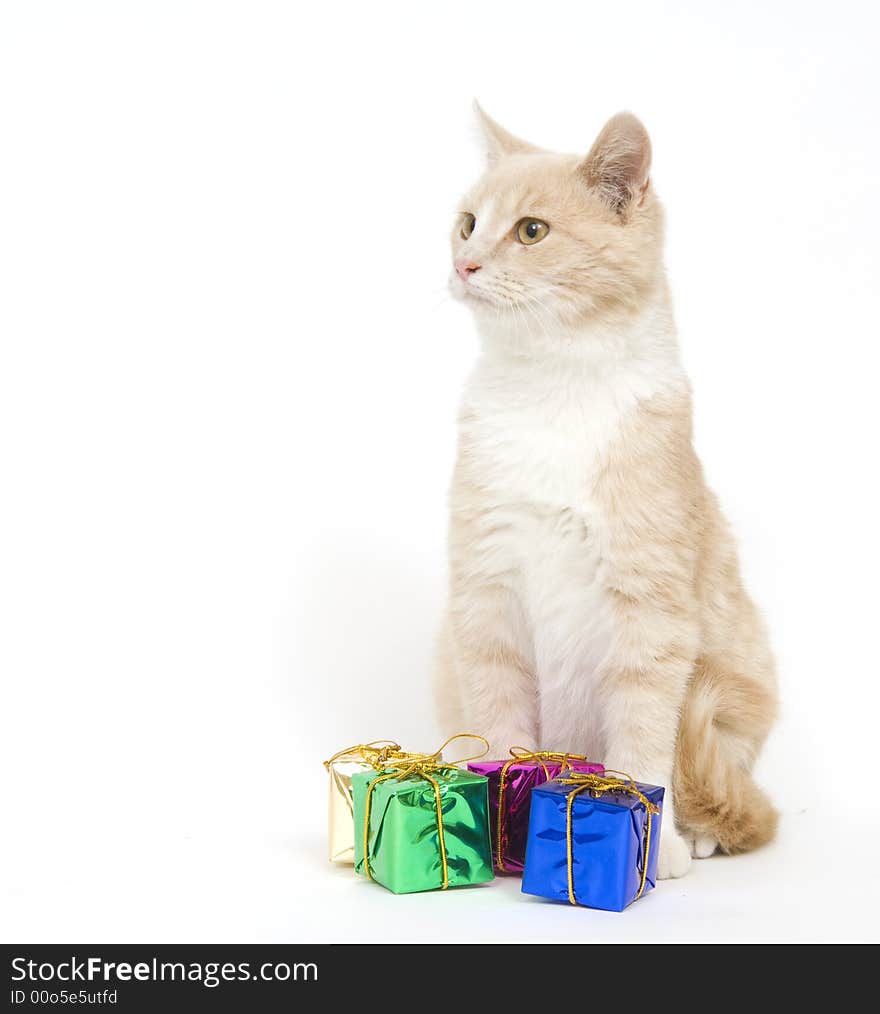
[322,739,402,771]
[556,770,661,905]
[495,748,599,873]
[361,733,490,890]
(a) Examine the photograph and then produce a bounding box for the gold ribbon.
[557,770,660,905]
[495,748,599,873]
[322,739,402,771]
[361,733,489,890]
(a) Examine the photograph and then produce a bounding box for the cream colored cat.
[434,104,778,878]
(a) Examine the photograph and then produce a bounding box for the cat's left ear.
[579,112,652,217]
[473,100,544,165]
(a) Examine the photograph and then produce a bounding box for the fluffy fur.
[434,104,778,878]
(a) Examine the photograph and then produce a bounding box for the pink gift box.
[468,752,604,874]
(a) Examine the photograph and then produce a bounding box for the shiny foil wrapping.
[521,778,664,912]
[326,757,375,863]
[468,758,604,874]
[352,767,495,894]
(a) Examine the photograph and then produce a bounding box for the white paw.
[688,833,718,859]
[656,829,692,880]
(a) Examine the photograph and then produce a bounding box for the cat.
[433,103,778,878]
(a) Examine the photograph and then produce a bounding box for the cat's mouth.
[449,271,496,305]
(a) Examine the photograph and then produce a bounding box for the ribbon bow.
[361,733,489,890]
[556,770,661,905]
[495,747,599,873]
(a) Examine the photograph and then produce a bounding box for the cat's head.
[451,104,664,341]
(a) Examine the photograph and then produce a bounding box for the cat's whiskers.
[429,291,453,314]
[516,289,577,347]
[519,292,567,338]
[515,293,555,345]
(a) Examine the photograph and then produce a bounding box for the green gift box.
[352,763,495,894]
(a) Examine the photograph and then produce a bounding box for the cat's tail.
[674,660,779,854]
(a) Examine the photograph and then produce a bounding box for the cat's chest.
[461,367,634,509]
[460,366,633,677]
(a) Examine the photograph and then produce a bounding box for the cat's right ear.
[473,100,543,165]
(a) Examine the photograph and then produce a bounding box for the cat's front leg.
[598,625,697,880]
[445,583,537,759]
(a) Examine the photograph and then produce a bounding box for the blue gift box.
[521,775,664,912]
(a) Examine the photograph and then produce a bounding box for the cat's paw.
[687,833,718,859]
[656,829,692,879]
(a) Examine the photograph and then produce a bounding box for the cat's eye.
[460,213,476,240]
[516,218,550,245]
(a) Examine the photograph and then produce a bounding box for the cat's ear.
[579,112,652,216]
[473,100,543,165]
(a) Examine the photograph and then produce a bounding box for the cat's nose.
[455,260,481,281]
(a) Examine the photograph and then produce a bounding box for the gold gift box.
[324,741,401,863]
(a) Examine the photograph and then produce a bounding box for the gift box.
[469,750,604,874]
[353,744,494,894]
[521,772,664,911]
[323,740,400,863]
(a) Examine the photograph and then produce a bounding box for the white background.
[2,1,878,944]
